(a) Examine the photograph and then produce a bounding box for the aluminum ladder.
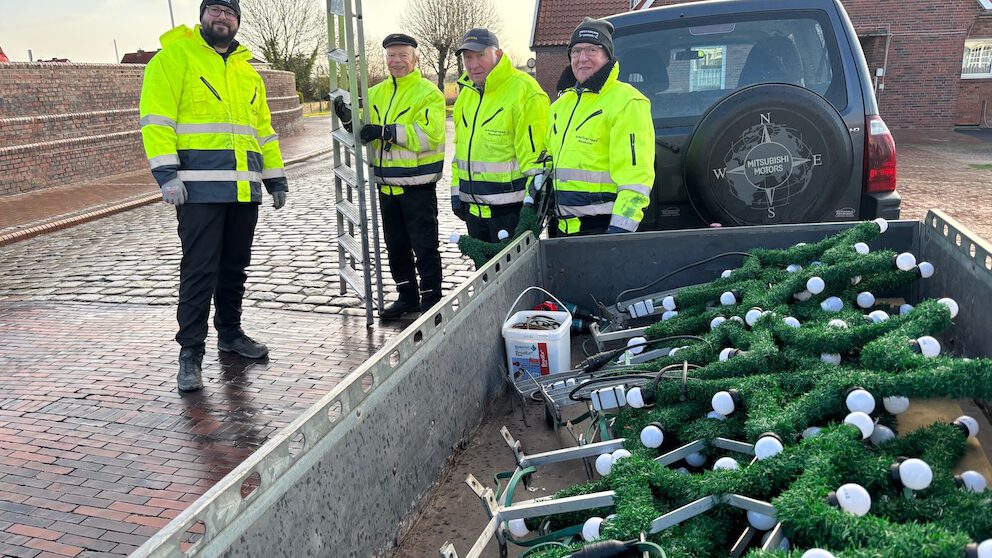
[326,0,384,327]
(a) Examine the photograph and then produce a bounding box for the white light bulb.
[745,308,764,326]
[448,231,462,243]
[845,389,876,414]
[786,264,803,273]
[662,310,679,321]
[721,269,734,278]
[918,261,935,278]
[507,518,529,538]
[707,411,728,421]
[899,304,915,316]
[627,387,645,409]
[582,517,604,541]
[783,316,801,328]
[806,276,826,294]
[675,467,690,475]
[854,242,870,254]
[835,483,872,516]
[685,452,707,467]
[915,336,941,358]
[802,550,835,558]
[870,424,896,445]
[828,319,849,329]
[713,457,739,470]
[851,275,862,286]
[712,391,738,415]
[883,396,910,414]
[895,252,918,271]
[640,424,664,449]
[719,348,739,361]
[856,292,876,309]
[523,195,534,205]
[845,411,875,439]
[720,291,738,305]
[669,346,686,357]
[821,296,844,313]
[754,435,785,460]
[747,510,777,531]
[611,449,632,465]
[662,296,677,311]
[795,242,808,247]
[868,310,890,323]
[811,260,825,267]
[975,540,992,558]
[955,415,980,438]
[899,458,933,491]
[874,217,889,233]
[821,353,842,365]
[627,336,647,355]
[958,470,988,493]
[938,297,960,319]
[595,453,613,476]
[802,426,822,439]
[710,316,726,330]
[794,290,813,302]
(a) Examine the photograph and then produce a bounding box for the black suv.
[608,0,900,230]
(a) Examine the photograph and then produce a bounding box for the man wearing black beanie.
[545,17,655,236]
[199,0,241,50]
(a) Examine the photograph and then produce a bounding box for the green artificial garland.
[458,205,541,268]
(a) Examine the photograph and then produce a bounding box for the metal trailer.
[131,210,992,558]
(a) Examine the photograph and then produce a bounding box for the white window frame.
[962,38,992,79]
[979,0,992,10]
[689,45,727,92]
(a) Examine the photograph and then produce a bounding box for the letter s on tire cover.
[682,84,853,226]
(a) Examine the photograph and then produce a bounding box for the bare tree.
[402,0,501,90]
[362,37,389,88]
[239,0,327,99]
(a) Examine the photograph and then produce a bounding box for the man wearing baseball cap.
[450,28,549,243]
[545,17,655,236]
[334,33,445,319]
[139,0,289,391]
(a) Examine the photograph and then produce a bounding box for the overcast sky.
[0,0,539,63]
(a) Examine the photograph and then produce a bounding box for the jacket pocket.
[481,107,504,128]
[575,110,603,131]
[200,77,222,102]
[630,133,637,166]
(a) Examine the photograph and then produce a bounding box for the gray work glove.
[272,191,287,210]
[162,180,187,206]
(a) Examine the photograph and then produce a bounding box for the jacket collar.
[389,68,424,88]
[555,59,618,94]
[456,53,512,92]
[160,24,250,60]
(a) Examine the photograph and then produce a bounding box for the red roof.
[531,0,628,48]
[121,50,159,64]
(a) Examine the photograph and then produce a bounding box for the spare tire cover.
[683,84,853,226]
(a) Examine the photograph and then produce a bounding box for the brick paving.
[0,123,989,557]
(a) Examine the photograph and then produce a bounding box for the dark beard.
[201,22,237,49]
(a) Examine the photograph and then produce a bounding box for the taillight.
[865,115,896,193]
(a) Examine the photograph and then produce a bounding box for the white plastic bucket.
[502,287,572,384]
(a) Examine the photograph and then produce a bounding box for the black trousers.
[175,203,258,352]
[379,187,442,304]
[465,203,523,243]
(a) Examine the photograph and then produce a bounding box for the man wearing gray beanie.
[545,17,655,236]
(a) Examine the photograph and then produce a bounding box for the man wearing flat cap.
[451,28,549,243]
[334,33,445,319]
[140,0,289,392]
[546,17,655,236]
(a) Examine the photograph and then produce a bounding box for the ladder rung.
[332,126,355,149]
[339,265,367,299]
[334,164,358,187]
[328,48,349,65]
[337,233,365,261]
[336,199,360,225]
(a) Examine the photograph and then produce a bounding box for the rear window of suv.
[614,10,848,125]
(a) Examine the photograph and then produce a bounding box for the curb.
[0,146,333,248]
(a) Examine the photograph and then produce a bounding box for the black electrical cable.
[576,335,712,374]
[567,373,657,402]
[613,251,753,307]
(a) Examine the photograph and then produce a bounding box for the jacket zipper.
[394,107,411,119]
[557,89,584,169]
[250,87,257,105]
[465,85,485,197]
[377,77,399,178]
[200,77,222,101]
[528,125,535,153]
[575,109,603,131]
[630,133,637,165]
[480,107,504,128]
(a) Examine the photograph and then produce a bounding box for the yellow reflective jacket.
[139,25,286,204]
[452,54,549,215]
[366,69,445,194]
[547,61,654,234]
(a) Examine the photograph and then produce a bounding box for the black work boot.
[177,348,204,392]
[218,335,269,359]
[380,298,419,319]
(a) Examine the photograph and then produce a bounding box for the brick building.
[531,0,992,129]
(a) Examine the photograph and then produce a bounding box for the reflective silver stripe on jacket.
[458,190,526,205]
[555,201,614,217]
[395,126,407,146]
[178,170,263,182]
[140,115,178,129]
[616,183,652,196]
[148,154,180,169]
[259,133,279,146]
[371,172,443,186]
[451,184,460,196]
[609,215,639,232]
[176,123,258,138]
[413,124,431,153]
[262,168,286,180]
[372,147,443,165]
[555,168,612,184]
[523,168,544,176]
[453,159,520,174]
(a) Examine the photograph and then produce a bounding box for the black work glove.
[359,124,384,145]
[382,124,397,143]
[333,96,351,123]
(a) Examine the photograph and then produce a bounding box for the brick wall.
[956,14,992,126]
[535,47,569,97]
[0,63,301,197]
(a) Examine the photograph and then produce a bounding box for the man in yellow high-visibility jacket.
[139,0,288,392]
[451,28,549,242]
[334,33,445,319]
[547,17,655,236]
